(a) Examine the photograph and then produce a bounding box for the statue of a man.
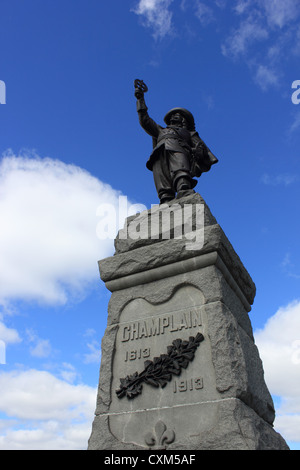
[134,79,218,204]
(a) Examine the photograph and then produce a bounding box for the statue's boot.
[175,176,196,199]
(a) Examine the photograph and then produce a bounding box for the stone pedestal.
[88,193,289,450]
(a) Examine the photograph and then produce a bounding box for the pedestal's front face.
[108,286,221,449]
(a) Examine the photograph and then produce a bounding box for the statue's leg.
[168,152,197,193]
[152,153,175,204]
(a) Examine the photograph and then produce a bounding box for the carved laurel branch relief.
[116,332,204,400]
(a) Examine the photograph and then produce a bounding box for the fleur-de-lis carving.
[145,420,175,448]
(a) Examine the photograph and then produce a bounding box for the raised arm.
[134,79,161,138]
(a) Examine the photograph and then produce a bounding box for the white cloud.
[214,0,227,9]
[0,369,96,449]
[0,152,133,307]
[26,329,52,358]
[132,0,174,39]
[30,339,52,358]
[131,0,300,91]
[288,111,300,134]
[0,320,21,345]
[234,0,300,28]
[83,340,101,364]
[234,0,253,15]
[0,319,20,364]
[194,1,215,25]
[261,172,299,186]
[254,300,300,442]
[59,363,80,384]
[220,1,300,90]
[82,329,101,364]
[260,0,300,29]
[221,13,268,58]
[254,63,279,90]
[0,369,94,421]
[281,252,300,280]
[292,26,300,55]
[274,414,300,443]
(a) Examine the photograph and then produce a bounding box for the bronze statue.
[134,79,218,204]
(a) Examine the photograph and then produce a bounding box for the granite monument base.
[88,193,289,450]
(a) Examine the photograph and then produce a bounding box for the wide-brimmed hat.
[164,107,195,131]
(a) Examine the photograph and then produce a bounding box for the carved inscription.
[173,377,203,393]
[121,309,202,343]
[124,348,151,362]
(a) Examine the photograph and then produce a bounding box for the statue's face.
[169,112,184,127]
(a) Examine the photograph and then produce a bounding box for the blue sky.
[0,0,300,450]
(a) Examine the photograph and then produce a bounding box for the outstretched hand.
[134,79,148,99]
